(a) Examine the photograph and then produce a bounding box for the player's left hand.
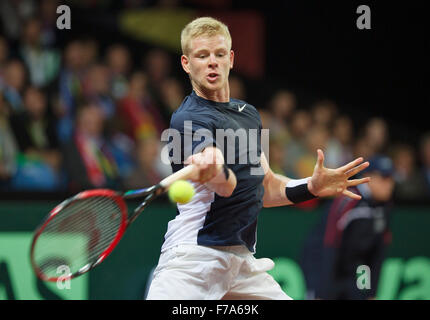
[308,149,371,200]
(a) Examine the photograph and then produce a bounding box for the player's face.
[368,173,395,202]
[181,34,234,100]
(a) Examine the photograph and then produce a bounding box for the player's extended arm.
[261,152,294,207]
[261,149,371,208]
[185,146,237,197]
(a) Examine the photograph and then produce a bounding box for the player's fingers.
[316,149,325,168]
[342,189,362,200]
[200,166,217,182]
[214,151,224,165]
[346,161,369,178]
[185,152,202,165]
[347,177,371,187]
[199,161,209,170]
[206,149,218,164]
[339,157,364,173]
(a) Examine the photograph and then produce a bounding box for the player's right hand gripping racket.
[30,164,197,282]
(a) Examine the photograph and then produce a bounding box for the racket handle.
[159,164,197,189]
[123,165,197,199]
[126,164,197,226]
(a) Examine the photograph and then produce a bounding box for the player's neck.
[193,84,230,103]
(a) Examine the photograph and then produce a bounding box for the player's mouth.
[207,72,219,82]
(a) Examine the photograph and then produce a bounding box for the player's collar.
[191,90,232,108]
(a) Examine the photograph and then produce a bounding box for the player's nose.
[208,53,218,67]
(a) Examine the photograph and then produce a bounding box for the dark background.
[262,1,428,146]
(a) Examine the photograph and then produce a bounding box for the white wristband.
[286,177,311,188]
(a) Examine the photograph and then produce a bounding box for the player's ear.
[230,50,234,69]
[181,55,190,74]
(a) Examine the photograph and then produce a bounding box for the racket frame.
[30,189,128,282]
[30,164,196,282]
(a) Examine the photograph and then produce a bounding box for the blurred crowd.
[0,0,181,193]
[261,92,430,202]
[0,0,429,203]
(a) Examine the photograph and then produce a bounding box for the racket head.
[30,189,128,282]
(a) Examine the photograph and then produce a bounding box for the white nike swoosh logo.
[238,104,246,112]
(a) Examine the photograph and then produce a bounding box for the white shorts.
[146,244,292,300]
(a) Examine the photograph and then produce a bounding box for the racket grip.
[159,164,197,188]
[123,164,196,199]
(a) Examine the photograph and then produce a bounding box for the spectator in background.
[0,92,18,189]
[267,89,296,144]
[302,155,395,300]
[142,48,172,122]
[0,36,10,76]
[326,115,354,168]
[311,99,338,130]
[9,86,63,190]
[353,136,374,162]
[19,17,60,88]
[144,48,171,92]
[81,37,99,70]
[123,136,169,189]
[284,110,312,178]
[391,143,426,202]
[39,0,60,48]
[160,77,185,116]
[1,59,27,111]
[57,40,87,142]
[268,136,286,175]
[419,132,430,199]
[322,155,394,299]
[104,45,136,178]
[63,104,120,192]
[0,0,36,42]
[105,44,131,100]
[363,117,389,156]
[108,125,136,180]
[10,87,60,165]
[295,125,330,178]
[83,63,116,120]
[119,71,166,140]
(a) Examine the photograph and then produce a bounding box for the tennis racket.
[30,164,197,282]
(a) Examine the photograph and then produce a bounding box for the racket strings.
[32,196,124,279]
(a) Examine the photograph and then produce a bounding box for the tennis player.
[146,17,370,300]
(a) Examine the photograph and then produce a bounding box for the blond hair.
[181,17,232,55]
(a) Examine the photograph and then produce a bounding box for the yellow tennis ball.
[168,180,195,204]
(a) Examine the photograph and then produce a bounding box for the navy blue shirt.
[168,91,265,252]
